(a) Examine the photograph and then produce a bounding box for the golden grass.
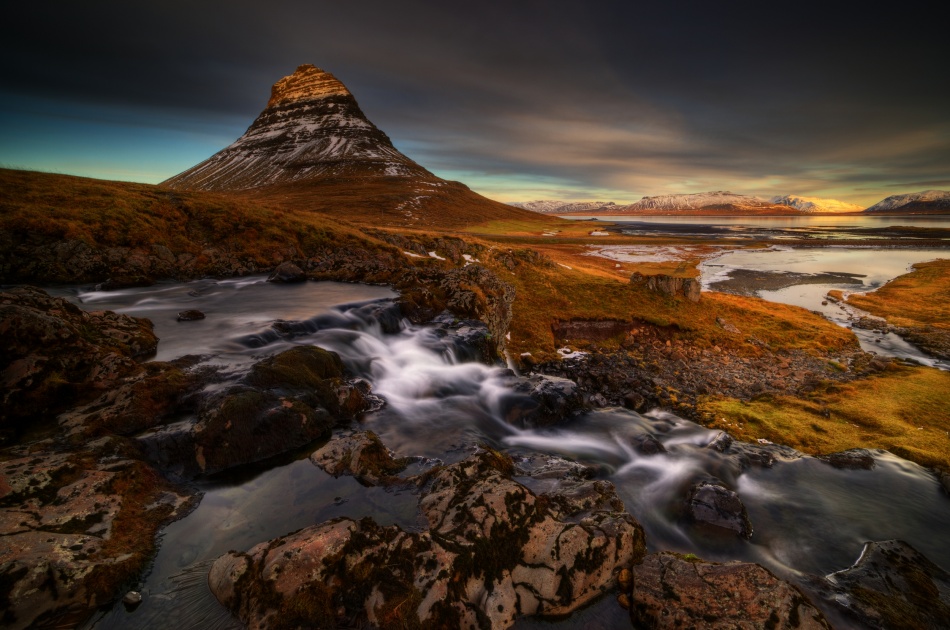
[485,247,856,361]
[0,168,408,279]
[844,259,950,329]
[701,366,950,469]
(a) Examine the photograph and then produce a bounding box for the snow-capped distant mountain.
[163,64,429,191]
[509,200,619,214]
[864,190,950,214]
[617,191,792,214]
[769,195,864,213]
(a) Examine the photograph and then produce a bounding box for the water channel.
[49,277,949,629]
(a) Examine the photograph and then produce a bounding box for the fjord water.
[699,247,950,369]
[65,279,950,629]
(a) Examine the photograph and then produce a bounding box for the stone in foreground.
[208,450,645,629]
[631,552,830,629]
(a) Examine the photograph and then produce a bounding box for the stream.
[52,277,950,629]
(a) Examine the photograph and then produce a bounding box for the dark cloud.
[1,1,948,203]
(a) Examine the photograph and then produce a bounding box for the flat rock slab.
[631,552,830,629]
[210,450,645,629]
[807,539,950,629]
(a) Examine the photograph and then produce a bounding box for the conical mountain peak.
[163,64,429,191]
[266,64,352,107]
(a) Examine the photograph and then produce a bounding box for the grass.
[479,245,856,361]
[701,365,950,470]
[842,259,950,329]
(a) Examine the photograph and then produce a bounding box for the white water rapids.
[51,278,949,630]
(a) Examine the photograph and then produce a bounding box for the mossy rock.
[245,346,344,391]
[194,387,333,474]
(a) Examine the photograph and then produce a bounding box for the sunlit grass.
[844,259,950,329]
[701,366,950,469]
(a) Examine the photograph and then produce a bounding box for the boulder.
[0,286,156,444]
[685,480,753,539]
[819,448,876,470]
[176,309,205,321]
[0,442,192,630]
[500,374,586,427]
[631,552,830,629]
[310,431,410,486]
[209,450,645,629]
[267,261,306,283]
[806,540,950,629]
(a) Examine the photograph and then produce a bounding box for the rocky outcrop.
[685,480,753,539]
[208,450,645,629]
[819,448,877,470]
[630,552,830,629]
[0,439,193,630]
[266,261,305,283]
[807,540,950,629]
[498,374,585,427]
[0,286,157,445]
[630,271,701,302]
[310,431,410,486]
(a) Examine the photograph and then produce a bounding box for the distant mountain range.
[508,200,620,214]
[864,190,950,214]
[509,190,950,215]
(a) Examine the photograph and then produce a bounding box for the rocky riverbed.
[3,279,950,629]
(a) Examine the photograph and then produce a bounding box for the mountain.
[509,200,619,214]
[164,64,429,190]
[864,190,950,214]
[606,191,795,215]
[163,65,541,228]
[769,194,863,213]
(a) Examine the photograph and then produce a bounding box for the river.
[51,278,949,629]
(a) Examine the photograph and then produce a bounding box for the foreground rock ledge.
[208,450,645,629]
[631,552,830,629]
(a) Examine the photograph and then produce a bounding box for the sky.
[1,1,948,206]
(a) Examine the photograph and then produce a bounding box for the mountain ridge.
[864,190,950,214]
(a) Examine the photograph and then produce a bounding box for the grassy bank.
[701,365,950,470]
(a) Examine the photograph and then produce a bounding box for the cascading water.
[57,278,949,629]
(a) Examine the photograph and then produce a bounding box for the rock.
[267,261,306,283]
[500,374,585,427]
[806,540,950,629]
[122,591,143,607]
[685,481,753,539]
[95,275,154,291]
[57,361,202,440]
[310,431,409,486]
[190,386,334,475]
[0,286,156,445]
[631,434,667,455]
[0,443,192,630]
[176,309,205,321]
[819,448,876,470]
[707,431,734,452]
[631,552,830,629]
[716,316,741,333]
[209,450,645,629]
[630,272,701,302]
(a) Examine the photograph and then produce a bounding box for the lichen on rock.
[208,449,645,629]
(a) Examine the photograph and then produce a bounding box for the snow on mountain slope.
[163,65,429,191]
[864,190,950,213]
[770,195,863,213]
[509,200,619,214]
[623,191,774,211]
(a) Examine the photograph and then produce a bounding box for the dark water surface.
[58,278,949,629]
